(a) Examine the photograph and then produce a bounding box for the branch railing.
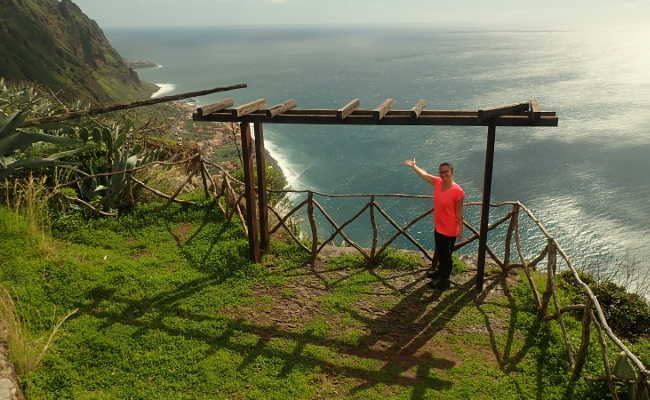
[53,152,250,235]
[56,153,648,398]
[264,189,649,398]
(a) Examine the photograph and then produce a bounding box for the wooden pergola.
[193,97,558,291]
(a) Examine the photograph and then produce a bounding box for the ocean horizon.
[108,26,650,291]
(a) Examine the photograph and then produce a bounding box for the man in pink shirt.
[404,159,465,290]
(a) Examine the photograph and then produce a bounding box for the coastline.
[150,83,177,98]
[166,102,292,191]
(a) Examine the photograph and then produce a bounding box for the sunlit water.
[108,27,650,287]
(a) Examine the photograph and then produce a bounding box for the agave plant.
[74,121,158,210]
[0,110,81,179]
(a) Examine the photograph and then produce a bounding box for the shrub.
[559,270,650,340]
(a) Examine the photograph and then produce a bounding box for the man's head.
[439,162,454,182]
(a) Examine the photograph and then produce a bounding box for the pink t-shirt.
[430,176,465,237]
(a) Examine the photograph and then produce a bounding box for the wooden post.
[573,299,593,379]
[592,310,621,400]
[369,196,378,264]
[254,122,270,253]
[540,240,556,316]
[476,122,497,291]
[240,122,260,263]
[503,204,517,267]
[307,191,318,263]
[199,159,209,199]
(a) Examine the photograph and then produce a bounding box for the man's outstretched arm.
[404,159,436,183]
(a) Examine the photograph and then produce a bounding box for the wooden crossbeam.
[196,98,234,118]
[266,99,297,117]
[337,98,360,120]
[529,99,541,121]
[373,98,395,120]
[478,102,530,121]
[232,98,267,118]
[410,99,427,119]
[196,109,558,127]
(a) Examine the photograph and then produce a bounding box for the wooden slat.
[373,98,394,120]
[196,98,234,118]
[266,99,297,117]
[478,102,530,120]
[529,99,541,121]
[337,98,360,120]
[232,98,267,118]
[410,99,427,119]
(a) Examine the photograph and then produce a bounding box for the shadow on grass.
[474,270,591,400]
[83,284,455,398]
[79,266,494,398]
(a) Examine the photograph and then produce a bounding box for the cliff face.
[0,0,156,103]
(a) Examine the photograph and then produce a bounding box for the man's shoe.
[432,279,451,291]
[427,269,441,280]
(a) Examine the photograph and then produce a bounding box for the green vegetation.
[3,196,648,399]
[559,270,650,340]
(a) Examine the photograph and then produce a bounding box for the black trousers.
[434,231,456,281]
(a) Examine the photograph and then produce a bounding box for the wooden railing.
[60,152,649,398]
[261,189,649,399]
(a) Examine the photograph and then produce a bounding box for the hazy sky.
[74,0,649,30]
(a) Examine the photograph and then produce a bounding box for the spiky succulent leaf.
[0,110,27,138]
[0,131,79,155]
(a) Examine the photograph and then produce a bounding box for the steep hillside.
[0,0,156,103]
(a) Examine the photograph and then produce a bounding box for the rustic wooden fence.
[60,152,649,399]
[266,193,649,398]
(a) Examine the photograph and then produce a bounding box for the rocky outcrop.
[0,325,24,400]
[0,0,156,103]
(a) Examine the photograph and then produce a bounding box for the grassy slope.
[0,201,647,399]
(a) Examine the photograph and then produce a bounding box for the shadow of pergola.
[80,238,553,399]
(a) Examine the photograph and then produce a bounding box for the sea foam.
[151,83,176,98]
[261,132,302,190]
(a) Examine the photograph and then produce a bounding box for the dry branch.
[312,199,369,260]
[376,207,433,260]
[307,192,319,261]
[572,300,592,378]
[56,154,200,190]
[267,204,310,253]
[592,311,620,400]
[515,217,543,308]
[374,202,432,261]
[130,177,196,205]
[60,194,118,216]
[23,83,247,127]
[463,220,505,268]
[544,304,586,320]
[269,199,308,234]
[517,202,649,377]
[369,197,379,260]
[317,202,371,259]
[454,211,513,252]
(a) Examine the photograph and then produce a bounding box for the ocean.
[107,26,650,287]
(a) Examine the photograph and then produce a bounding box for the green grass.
[0,201,642,399]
